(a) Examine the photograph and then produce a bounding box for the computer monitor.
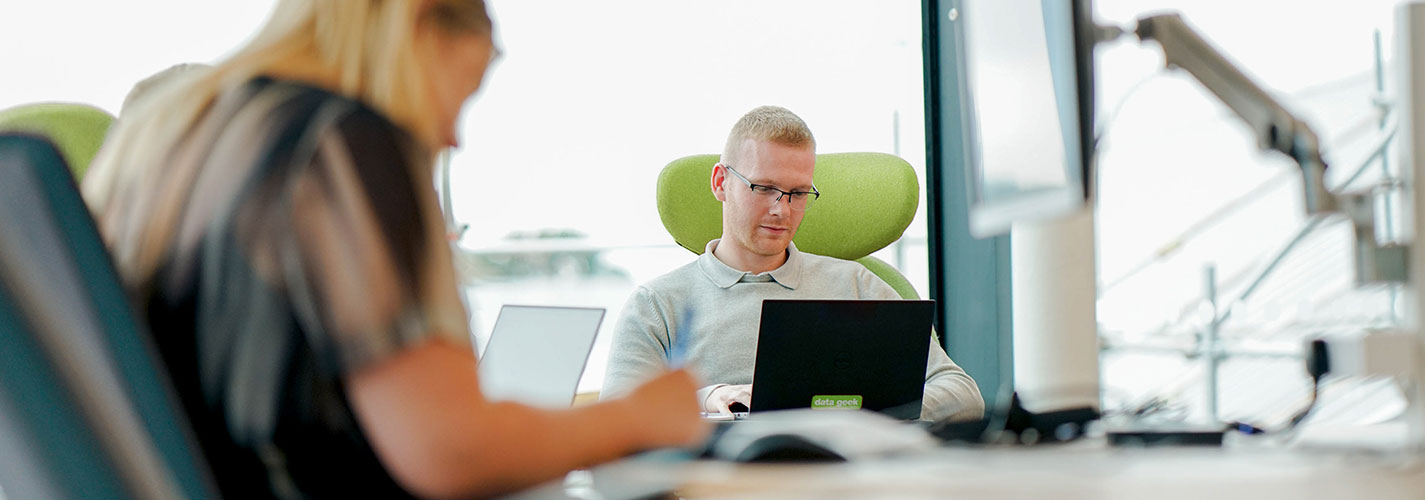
[962,0,1095,238]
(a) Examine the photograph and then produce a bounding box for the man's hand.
[703,384,752,414]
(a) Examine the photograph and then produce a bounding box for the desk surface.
[558,440,1425,500]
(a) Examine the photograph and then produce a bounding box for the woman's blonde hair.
[85,0,491,287]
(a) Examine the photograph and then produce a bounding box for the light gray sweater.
[602,240,985,422]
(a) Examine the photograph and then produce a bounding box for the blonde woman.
[84,1,706,498]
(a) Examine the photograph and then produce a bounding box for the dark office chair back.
[0,133,218,499]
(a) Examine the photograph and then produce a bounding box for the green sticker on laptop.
[811,395,862,410]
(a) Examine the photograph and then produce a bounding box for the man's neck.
[711,238,788,275]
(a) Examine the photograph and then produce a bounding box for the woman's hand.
[619,369,710,449]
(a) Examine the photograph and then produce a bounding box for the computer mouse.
[733,433,847,463]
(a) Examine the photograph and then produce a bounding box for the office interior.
[3,0,1425,498]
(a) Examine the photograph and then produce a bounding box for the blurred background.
[0,0,1408,430]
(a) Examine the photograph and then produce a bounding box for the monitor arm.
[1133,13,1336,216]
[1126,12,1408,285]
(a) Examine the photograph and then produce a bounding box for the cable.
[1091,70,1164,157]
[1225,339,1330,435]
[1286,376,1322,429]
[1287,339,1331,430]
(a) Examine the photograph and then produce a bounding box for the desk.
[518,440,1425,500]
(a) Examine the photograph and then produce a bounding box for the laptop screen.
[477,305,604,408]
[749,299,935,420]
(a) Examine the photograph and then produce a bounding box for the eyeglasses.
[720,163,820,212]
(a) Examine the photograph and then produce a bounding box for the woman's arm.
[347,339,706,499]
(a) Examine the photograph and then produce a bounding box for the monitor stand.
[927,392,1099,444]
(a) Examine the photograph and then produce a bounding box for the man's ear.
[711,163,727,202]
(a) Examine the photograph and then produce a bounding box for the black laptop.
[748,299,935,420]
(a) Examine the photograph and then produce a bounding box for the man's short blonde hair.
[721,105,815,166]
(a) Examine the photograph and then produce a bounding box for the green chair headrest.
[656,152,919,261]
[0,103,116,180]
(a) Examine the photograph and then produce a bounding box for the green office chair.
[0,103,115,180]
[657,152,921,299]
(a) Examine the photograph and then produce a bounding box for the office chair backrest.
[656,152,921,298]
[0,103,115,180]
[0,133,218,499]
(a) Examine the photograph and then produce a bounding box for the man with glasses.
[603,106,983,422]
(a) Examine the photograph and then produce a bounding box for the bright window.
[454,0,929,392]
[1093,0,1405,426]
[0,1,274,114]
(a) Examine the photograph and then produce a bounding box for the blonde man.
[84,1,704,498]
[603,106,984,422]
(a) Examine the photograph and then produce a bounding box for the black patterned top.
[133,77,470,499]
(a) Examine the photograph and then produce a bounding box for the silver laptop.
[477,305,604,408]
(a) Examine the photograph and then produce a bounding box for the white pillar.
[1011,206,1100,413]
[1394,1,1425,450]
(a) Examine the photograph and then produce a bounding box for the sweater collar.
[698,239,802,290]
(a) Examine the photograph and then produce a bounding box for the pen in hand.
[669,308,725,419]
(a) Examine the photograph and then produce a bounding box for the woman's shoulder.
[217,77,421,183]
[239,77,412,146]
